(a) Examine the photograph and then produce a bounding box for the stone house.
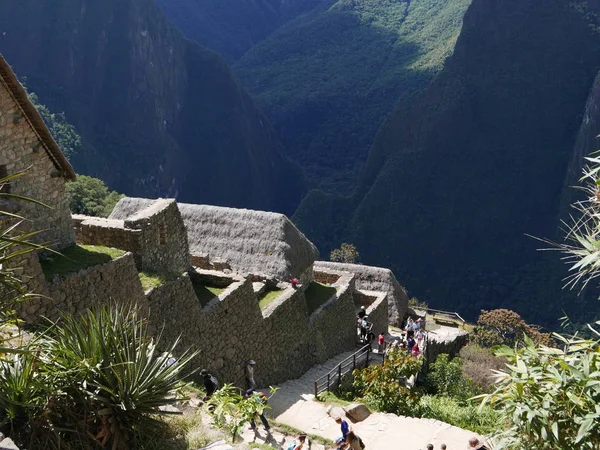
[0,53,75,250]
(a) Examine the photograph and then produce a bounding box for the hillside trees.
[330,243,359,264]
[67,175,124,217]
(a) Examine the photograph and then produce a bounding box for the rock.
[327,406,346,420]
[0,437,20,450]
[344,403,371,422]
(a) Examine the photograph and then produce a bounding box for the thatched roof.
[0,53,75,180]
[314,261,408,326]
[110,197,319,280]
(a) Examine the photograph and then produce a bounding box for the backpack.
[359,437,365,449]
[287,440,298,450]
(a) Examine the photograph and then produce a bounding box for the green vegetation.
[236,0,472,192]
[269,420,335,447]
[67,175,124,217]
[138,271,177,291]
[352,347,422,415]
[192,282,226,308]
[258,288,284,309]
[427,354,479,401]
[304,282,336,314]
[40,244,125,280]
[0,305,198,449]
[472,309,550,348]
[28,92,82,159]
[330,242,359,264]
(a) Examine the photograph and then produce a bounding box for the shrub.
[459,345,506,393]
[330,243,360,264]
[352,347,422,415]
[419,395,502,435]
[0,305,198,449]
[479,333,600,450]
[427,354,480,401]
[472,309,550,348]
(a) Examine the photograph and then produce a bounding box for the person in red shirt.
[377,333,385,353]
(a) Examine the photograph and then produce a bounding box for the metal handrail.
[314,345,382,397]
[423,308,466,327]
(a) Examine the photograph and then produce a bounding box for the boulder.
[0,437,20,450]
[344,403,371,422]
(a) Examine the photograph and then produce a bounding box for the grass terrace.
[192,282,226,308]
[258,288,284,310]
[305,282,336,315]
[41,244,125,280]
[138,271,178,291]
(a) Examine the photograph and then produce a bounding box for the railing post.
[338,364,342,387]
[327,373,330,392]
[314,380,318,397]
[353,353,356,371]
[366,346,370,367]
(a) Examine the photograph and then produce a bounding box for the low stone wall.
[314,269,341,285]
[309,272,357,364]
[73,215,140,255]
[363,290,389,336]
[425,328,470,364]
[19,253,147,324]
[189,269,235,288]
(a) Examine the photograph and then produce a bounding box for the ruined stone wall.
[0,81,74,250]
[124,199,190,273]
[261,287,313,385]
[18,253,147,324]
[309,273,357,364]
[364,291,389,336]
[73,215,141,255]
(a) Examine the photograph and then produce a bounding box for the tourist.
[343,430,364,450]
[334,416,351,444]
[377,332,385,353]
[440,444,447,450]
[245,389,270,432]
[417,329,424,348]
[287,434,307,450]
[427,445,434,450]
[413,318,421,332]
[200,369,220,400]
[412,344,421,357]
[359,317,369,341]
[467,437,489,450]
[290,278,299,289]
[358,305,366,319]
[246,359,257,389]
[405,317,414,332]
[406,332,416,353]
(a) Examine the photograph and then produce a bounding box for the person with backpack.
[200,369,220,400]
[287,434,306,450]
[245,389,270,432]
[343,431,365,450]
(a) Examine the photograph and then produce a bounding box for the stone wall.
[363,291,389,336]
[0,80,74,250]
[73,200,190,274]
[124,199,190,273]
[309,272,357,364]
[314,269,340,285]
[425,328,470,365]
[18,253,147,323]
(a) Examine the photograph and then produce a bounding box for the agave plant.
[42,305,199,450]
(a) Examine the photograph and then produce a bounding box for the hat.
[467,437,485,449]
[246,389,254,396]
[360,306,366,310]
[248,360,256,365]
[200,369,208,376]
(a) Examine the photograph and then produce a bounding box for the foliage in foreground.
[0,305,198,449]
[352,347,421,415]
[208,384,278,440]
[480,333,600,450]
[67,175,124,217]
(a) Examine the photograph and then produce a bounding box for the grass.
[258,288,284,310]
[193,282,226,308]
[270,421,335,446]
[40,244,126,280]
[304,282,336,315]
[138,271,177,291]
[316,391,353,407]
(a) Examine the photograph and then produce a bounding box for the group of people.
[424,437,490,450]
[335,417,365,450]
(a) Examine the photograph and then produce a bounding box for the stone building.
[0,53,75,250]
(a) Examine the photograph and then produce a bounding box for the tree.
[472,309,550,348]
[66,175,124,217]
[330,243,359,264]
[28,92,82,159]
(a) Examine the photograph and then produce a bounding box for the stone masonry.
[0,71,74,250]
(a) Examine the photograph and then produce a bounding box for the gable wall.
[0,81,74,250]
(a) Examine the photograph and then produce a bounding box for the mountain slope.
[295,0,600,326]
[235,0,472,193]
[155,0,330,61]
[0,0,305,215]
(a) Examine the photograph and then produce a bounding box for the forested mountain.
[155,0,330,61]
[294,0,600,326]
[0,0,305,216]
[157,0,472,193]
